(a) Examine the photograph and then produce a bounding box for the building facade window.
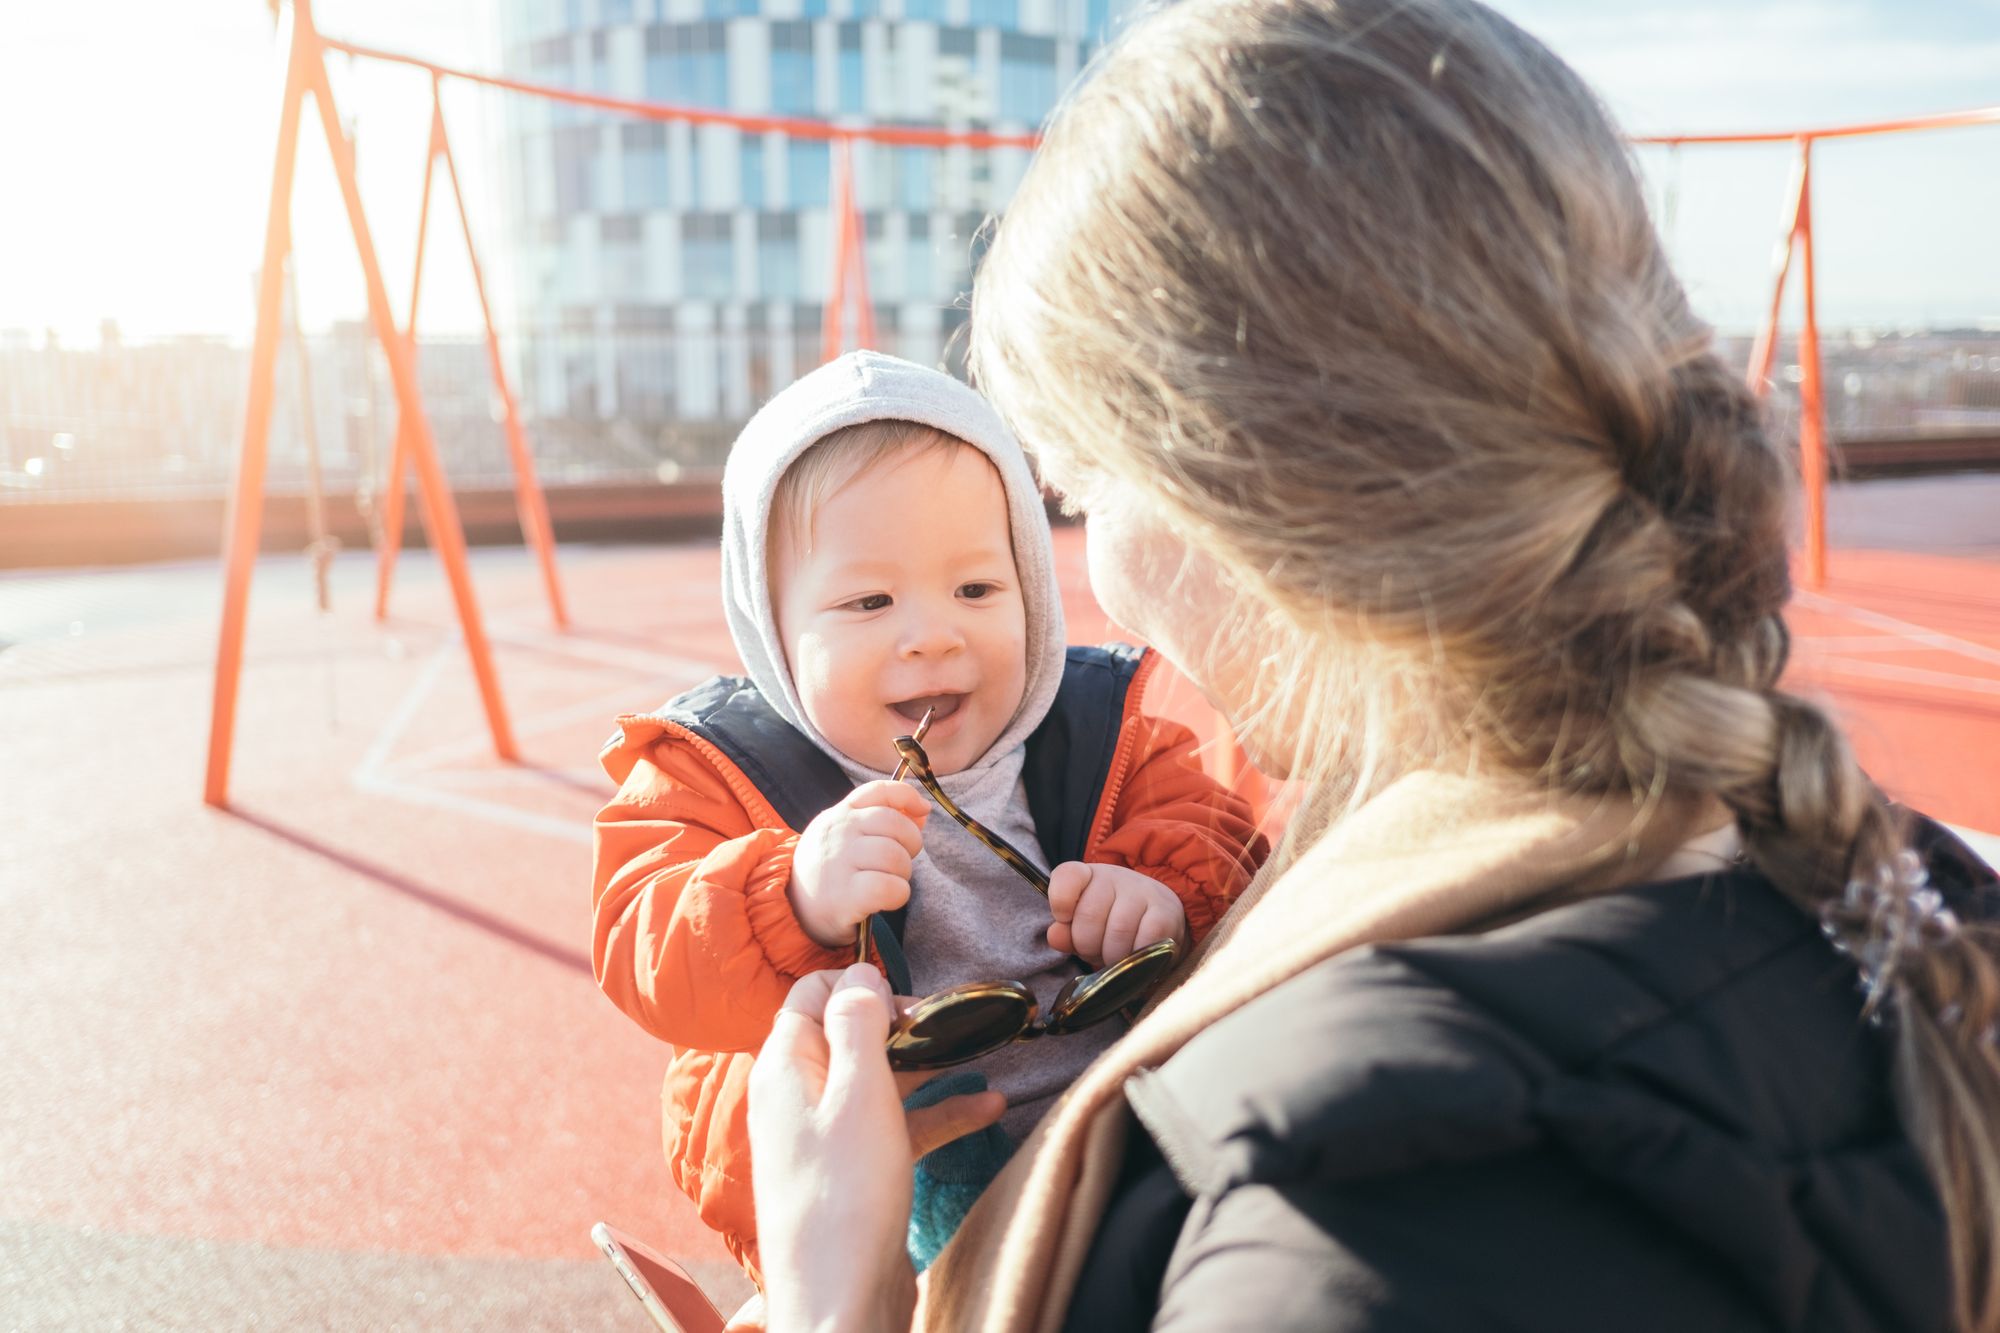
[621,123,670,209]
[553,124,600,215]
[613,304,674,420]
[757,213,802,302]
[683,213,736,300]
[837,23,865,114]
[530,34,571,68]
[771,21,817,115]
[969,0,1016,29]
[788,137,831,207]
[645,21,730,107]
[896,145,934,210]
[905,212,933,300]
[998,33,1055,124]
[741,136,766,209]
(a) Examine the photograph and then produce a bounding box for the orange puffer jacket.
[590,649,1267,1285]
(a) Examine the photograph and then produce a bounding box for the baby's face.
[773,444,1028,775]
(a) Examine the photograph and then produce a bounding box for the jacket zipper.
[1083,649,1160,860]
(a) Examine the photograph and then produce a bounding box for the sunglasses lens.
[886,981,1036,1070]
[1049,937,1181,1033]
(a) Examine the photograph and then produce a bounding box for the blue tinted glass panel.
[773,51,815,113]
[897,147,934,211]
[789,138,831,207]
[902,0,943,20]
[741,137,766,209]
[683,216,735,300]
[839,45,864,114]
[759,237,801,301]
[554,126,599,215]
[969,0,1015,27]
[622,125,671,208]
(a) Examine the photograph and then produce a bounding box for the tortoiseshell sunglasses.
[875,730,1182,1070]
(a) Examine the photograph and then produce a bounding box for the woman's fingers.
[820,965,894,1105]
[907,1090,1008,1160]
[759,971,849,1108]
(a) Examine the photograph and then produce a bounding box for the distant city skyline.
[4,0,1996,343]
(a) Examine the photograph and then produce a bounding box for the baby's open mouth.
[891,693,965,725]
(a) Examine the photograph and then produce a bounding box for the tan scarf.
[916,770,1719,1333]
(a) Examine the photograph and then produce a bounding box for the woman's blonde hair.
[969,0,2000,1324]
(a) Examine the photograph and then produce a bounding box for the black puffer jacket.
[1065,822,1996,1332]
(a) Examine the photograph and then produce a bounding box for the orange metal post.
[437,91,569,629]
[303,8,518,760]
[205,11,311,807]
[848,146,877,351]
[374,89,444,621]
[822,139,856,364]
[1794,139,1828,589]
[819,139,876,361]
[1746,153,1806,397]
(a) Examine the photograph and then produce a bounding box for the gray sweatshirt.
[718,351,1120,1138]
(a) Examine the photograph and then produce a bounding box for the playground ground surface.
[4,474,1998,1329]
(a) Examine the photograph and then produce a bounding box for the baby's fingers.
[1099,887,1151,965]
[1047,862,1092,924]
[849,871,913,916]
[848,779,933,821]
[1136,900,1186,953]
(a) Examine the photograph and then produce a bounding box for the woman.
[749,0,2000,1329]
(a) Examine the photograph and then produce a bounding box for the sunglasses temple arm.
[916,772,1050,895]
[859,747,922,963]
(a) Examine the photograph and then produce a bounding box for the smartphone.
[591,1221,729,1333]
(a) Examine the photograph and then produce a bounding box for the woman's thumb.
[820,963,893,1090]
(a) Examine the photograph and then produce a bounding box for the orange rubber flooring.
[3,489,1996,1329]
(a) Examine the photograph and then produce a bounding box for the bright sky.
[2,0,1996,342]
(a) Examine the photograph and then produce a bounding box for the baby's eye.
[846,593,892,612]
[958,582,998,601]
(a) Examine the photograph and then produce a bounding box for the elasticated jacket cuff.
[741,831,852,978]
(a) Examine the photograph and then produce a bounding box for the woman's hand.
[749,965,1005,1333]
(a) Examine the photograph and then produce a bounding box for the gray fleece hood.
[720,350,1067,777]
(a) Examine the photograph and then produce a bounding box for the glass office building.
[496,0,1124,433]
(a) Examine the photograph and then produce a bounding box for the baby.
[591,351,1266,1284]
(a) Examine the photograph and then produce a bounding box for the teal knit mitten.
[903,1070,1016,1272]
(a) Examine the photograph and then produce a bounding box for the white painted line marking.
[1795,590,2000,670]
[1807,657,2000,697]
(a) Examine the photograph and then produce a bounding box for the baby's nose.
[898,617,964,656]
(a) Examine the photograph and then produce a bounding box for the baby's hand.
[788,781,930,950]
[1046,863,1187,968]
